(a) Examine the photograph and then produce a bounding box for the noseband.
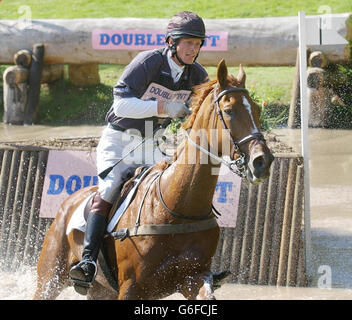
[158,85,266,221]
[213,86,265,177]
[185,85,265,178]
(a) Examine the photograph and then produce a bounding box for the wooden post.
[41,64,64,84]
[68,64,100,87]
[306,51,339,128]
[287,49,301,128]
[24,44,45,125]
[3,66,29,124]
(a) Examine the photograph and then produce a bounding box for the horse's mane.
[172,74,238,162]
[182,75,238,130]
[182,80,217,130]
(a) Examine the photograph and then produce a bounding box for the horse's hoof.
[73,283,89,296]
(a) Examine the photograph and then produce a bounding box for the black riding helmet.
[165,11,206,65]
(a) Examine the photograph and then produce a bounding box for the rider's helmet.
[165,11,206,65]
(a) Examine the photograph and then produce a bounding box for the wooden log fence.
[0,144,306,287]
[0,14,349,67]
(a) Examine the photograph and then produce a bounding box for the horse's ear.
[237,64,246,88]
[216,59,228,89]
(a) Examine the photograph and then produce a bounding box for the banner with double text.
[40,150,241,228]
[92,29,228,51]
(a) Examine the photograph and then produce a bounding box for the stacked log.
[2,45,64,125]
[288,50,346,128]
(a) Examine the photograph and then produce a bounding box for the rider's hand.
[160,101,191,119]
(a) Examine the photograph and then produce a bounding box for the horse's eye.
[224,109,232,116]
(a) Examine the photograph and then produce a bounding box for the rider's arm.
[111,51,168,118]
[112,96,167,119]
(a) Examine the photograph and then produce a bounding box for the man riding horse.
[69,11,210,291]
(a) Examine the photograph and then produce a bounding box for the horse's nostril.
[253,156,265,170]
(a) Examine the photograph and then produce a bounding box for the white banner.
[40,150,241,227]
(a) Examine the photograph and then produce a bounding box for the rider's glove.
[162,101,191,119]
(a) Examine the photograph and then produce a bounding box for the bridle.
[158,85,267,221]
[213,85,265,177]
[185,85,266,178]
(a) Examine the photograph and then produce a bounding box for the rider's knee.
[91,192,112,216]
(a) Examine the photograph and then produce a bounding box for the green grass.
[0,0,349,126]
[0,0,350,19]
[34,65,295,125]
[0,64,294,125]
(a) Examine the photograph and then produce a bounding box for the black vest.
[106,47,208,136]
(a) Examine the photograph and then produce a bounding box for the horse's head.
[211,59,274,184]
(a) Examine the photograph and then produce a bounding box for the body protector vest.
[105,47,208,136]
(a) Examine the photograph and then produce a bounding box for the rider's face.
[174,38,202,65]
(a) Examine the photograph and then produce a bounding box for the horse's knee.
[181,273,215,300]
[196,273,215,300]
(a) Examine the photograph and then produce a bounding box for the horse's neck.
[160,125,221,218]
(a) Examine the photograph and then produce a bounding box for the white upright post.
[298,11,313,282]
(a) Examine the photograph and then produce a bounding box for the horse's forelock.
[183,74,244,130]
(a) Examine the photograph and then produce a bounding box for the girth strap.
[110,217,218,241]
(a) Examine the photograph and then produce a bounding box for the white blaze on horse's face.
[242,96,259,134]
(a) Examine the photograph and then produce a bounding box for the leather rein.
[111,85,267,239]
[157,85,266,221]
[212,85,265,178]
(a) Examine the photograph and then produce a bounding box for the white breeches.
[96,126,169,203]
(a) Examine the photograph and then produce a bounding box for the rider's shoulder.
[189,61,208,83]
[191,61,207,74]
[131,48,165,68]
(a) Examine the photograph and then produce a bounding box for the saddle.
[86,165,152,226]
[66,165,152,236]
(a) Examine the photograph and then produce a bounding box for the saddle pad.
[66,166,153,235]
[107,166,153,233]
[66,193,95,235]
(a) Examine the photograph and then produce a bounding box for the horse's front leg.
[180,272,216,300]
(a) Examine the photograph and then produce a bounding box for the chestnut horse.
[34,60,273,300]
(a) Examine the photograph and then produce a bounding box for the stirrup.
[69,259,98,293]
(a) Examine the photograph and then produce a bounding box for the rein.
[155,85,266,221]
[213,85,266,178]
[157,169,221,221]
[185,85,265,179]
[112,84,267,237]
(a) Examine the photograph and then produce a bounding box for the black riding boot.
[69,193,111,295]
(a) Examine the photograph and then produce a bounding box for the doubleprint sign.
[40,150,241,227]
[92,29,228,51]
[141,83,191,103]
